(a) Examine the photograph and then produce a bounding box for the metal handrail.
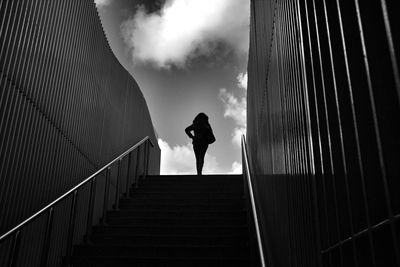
[0,136,153,241]
[241,135,266,267]
[0,136,155,265]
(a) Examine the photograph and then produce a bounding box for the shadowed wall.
[0,0,160,265]
[247,0,400,266]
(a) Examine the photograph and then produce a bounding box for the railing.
[241,135,266,267]
[0,136,154,266]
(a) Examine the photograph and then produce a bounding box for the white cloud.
[219,88,246,127]
[158,138,221,175]
[231,127,246,148]
[237,72,248,90]
[229,161,243,174]
[94,0,110,8]
[121,0,250,68]
[218,72,247,147]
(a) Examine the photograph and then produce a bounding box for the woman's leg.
[194,143,208,175]
[199,144,208,174]
[193,144,201,175]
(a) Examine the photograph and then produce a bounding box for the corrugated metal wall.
[0,0,160,265]
[247,0,400,266]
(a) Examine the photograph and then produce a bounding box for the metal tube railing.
[101,168,111,225]
[65,190,78,264]
[135,146,141,188]
[0,136,154,266]
[241,135,266,267]
[114,159,122,210]
[125,153,132,198]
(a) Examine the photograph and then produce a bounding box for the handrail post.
[145,140,151,177]
[135,146,141,188]
[102,168,110,224]
[114,159,122,210]
[40,207,55,267]
[142,141,148,180]
[64,190,78,266]
[84,177,97,243]
[7,231,21,267]
[125,152,132,198]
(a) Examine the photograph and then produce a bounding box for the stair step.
[141,178,242,185]
[92,225,248,235]
[141,178,242,183]
[119,197,244,205]
[90,234,249,246]
[130,192,243,199]
[71,256,249,267]
[118,203,244,211]
[137,183,243,189]
[132,187,243,193]
[107,210,246,219]
[106,216,246,226]
[139,179,243,184]
[139,180,242,185]
[74,244,249,258]
[145,175,242,179]
[107,212,246,223]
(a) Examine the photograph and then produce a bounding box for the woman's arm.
[185,125,195,139]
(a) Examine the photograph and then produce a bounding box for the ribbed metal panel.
[247,0,400,266]
[0,0,160,265]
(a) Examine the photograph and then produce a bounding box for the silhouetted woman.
[185,113,215,175]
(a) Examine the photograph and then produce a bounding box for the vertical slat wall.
[0,0,160,262]
[247,0,400,266]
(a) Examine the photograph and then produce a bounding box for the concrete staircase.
[71,175,251,266]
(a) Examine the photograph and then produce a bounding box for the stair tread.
[143,176,241,178]
[94,225,247,229]
[108,210,246,214]
[91,233,248,237]
[105,225,246,228]
[105,218,246,224]
[130,195,243,199]
[73,174,250,264]
[74,244,250,251]
[90,234,248,242]
[74,244,250,257]
[106,218,246,224]
[119,202,243,206]
[106,215,246,219]
[131,192,242,195]
[116,207,244,212]
[71,258,249,267]
[128,197,244,200]
[119,201,244,205]
[72,256,249,260]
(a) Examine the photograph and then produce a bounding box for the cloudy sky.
[95,0,249,174]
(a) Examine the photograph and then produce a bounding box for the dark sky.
[96,0,249,174]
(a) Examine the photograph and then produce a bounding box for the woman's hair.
[193,112,209,125]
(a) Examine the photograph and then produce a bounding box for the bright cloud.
[231,127,246,148]
[229,161,243,174]
[158,138,221,175]
[237,72,248,90]
[219,72,247,147]
[94,0,111,8]
[121,0,250,68]
[219,88,246,127]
